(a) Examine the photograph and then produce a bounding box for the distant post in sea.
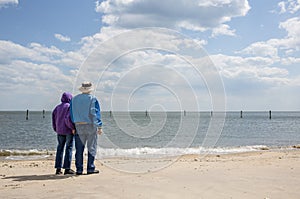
[42,110,45,118]
[210,111,213,117]
[240,110,243,118]
[145,110,148,117]
[109,110,112,117]
[269,110,272,119]
[26,109,29,120]
[184,110,186,116]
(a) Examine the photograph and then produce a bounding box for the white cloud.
[176,21,207,32]
[2,27,208,109]
[77,27,208,70]
[0,0,18,8]
[237,16,300,64]
[0,40,84,69]
[203,13,300,109]
[278,1,287,14]
[0,60,74,110]
[278,0,300,14]
[0,39,82,110]
[0,40,34,64]
[54,33,71,42]
[290,0,300,13]
[95,0,250,36]
[278,17,300,50]
[71,25,300,110]
[211,24,236,37]
[0,60,72,94]
[281,57,300,65]
[197,0,233,7]
[237,42,279,59]
[29,43,63,58]
[0,40,66,64]
[72,28,225,110]
[211,54,289,85]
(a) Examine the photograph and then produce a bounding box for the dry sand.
[0,150,300,199]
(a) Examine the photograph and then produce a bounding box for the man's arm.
[90,97,103,127]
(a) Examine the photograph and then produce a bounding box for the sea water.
[0,111,300,159]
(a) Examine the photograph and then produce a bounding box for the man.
[70,82,103,175]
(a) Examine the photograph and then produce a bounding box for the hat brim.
[79,86,94,93]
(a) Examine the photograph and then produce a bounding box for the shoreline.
[1,150,300,198]
[1,144,300,159]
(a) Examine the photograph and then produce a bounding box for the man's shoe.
[87,170,100,175]
[76,172,83,175]
[56,168,62,175]
[64,169,75,175]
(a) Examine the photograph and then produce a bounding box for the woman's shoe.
[64,169,75,175]
[56,168,63,175]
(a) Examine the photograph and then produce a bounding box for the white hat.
[79,81,94,93]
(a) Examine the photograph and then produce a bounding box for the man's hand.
[97,128,103,135]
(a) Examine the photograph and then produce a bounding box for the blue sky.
[0,0,300,111]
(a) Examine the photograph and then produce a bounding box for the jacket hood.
[61,92,72,103]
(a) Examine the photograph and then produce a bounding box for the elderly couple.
[52,82,103,175]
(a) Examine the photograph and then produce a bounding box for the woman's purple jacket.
[52,92,75,135]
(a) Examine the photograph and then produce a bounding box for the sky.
[0,0,300,111]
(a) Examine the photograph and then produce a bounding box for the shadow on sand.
[2,174,76,182]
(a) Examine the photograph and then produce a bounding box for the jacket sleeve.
[69,99,75,123]
[52,108,57,132]
[65,107,75,130]
[90,97,102,127]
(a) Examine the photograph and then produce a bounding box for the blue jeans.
[74,124,98,173]
[55,134,74,169]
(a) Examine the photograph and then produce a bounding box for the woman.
[52,92,75,175]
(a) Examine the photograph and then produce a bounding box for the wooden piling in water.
[240,110,243,118]
[269,110,272,119]
[42,110,45,118]
[26,110,29,120]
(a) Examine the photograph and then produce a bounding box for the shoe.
[64,169,75,175]
[87,170,100,175]
[76,172,83,175]
[56,168,62,175]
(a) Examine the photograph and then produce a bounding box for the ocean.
[0,111,300,159]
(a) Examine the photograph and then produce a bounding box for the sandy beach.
[0,150,300,199]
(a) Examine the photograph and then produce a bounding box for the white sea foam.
[96,145,273,158]
[5,155,50,161]
[0,145,296,160]
[0,149,51,160]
